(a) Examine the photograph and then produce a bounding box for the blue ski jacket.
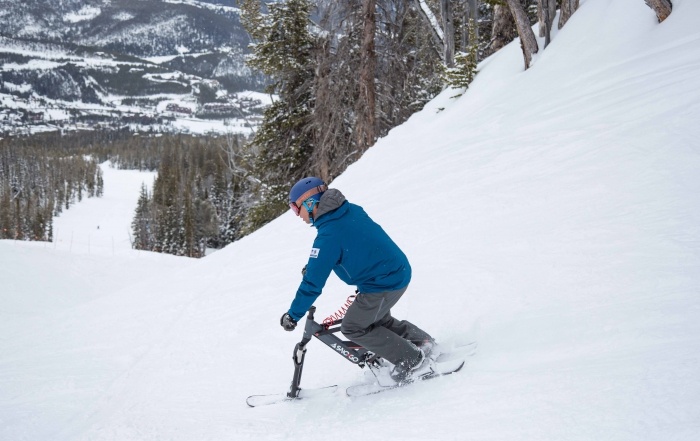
[287,189,411,321]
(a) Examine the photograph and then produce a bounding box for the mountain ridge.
[0,0,268,136]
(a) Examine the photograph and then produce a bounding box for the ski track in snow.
[2,0,700,439]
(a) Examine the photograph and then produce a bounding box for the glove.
[280,313,298,331]
[301,265,307,276]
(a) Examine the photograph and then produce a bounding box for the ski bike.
[246,303,474,407]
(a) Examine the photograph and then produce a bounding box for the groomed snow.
[2,0,699,440]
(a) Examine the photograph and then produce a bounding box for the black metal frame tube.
[286,306,373,398]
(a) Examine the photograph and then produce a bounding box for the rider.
[280,177,436,382]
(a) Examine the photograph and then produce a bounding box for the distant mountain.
[1,1,244,53]
[0,0,269,136]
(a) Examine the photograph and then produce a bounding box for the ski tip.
[246,385,338,407]
[452,360,466,373]
[346,361,466,398]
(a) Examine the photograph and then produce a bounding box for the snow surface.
[51,163,158,256]
[64,6,103,24]
[162,0,240,14]
[2,0,700,439]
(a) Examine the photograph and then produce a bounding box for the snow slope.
[2,0,700,439]
[51,163,158,256]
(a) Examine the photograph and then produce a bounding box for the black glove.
[280,313,298,331]
[301,265,307,276]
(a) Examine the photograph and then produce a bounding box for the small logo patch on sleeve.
[310,248,320,258]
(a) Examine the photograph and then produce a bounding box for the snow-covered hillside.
[2,0,700,440]
[0,0,264,136]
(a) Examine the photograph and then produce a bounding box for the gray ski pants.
[340,286,433,367]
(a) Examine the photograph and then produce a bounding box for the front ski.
[346,358,465,397]
[246,385,338,407]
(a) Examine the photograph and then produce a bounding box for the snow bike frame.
[287,305,379,399]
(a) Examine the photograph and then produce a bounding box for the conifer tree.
[0,183,12,239]
[14,195,23,240]
[443,18,479,90]
[241,0,316,232]
[194,198,218,256]
[183,189,197,257]
[132,183,154,250]
[96,169,104,197]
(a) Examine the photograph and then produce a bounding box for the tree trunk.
[506,0,539,69]
[413,0,445,60]
[558,0,580,29]
[490,4,517,55]
[538,0,556,47]
[468,0,478,40]
[463,0,479,49]
[355,0,377,152]
[441,0,455,68]
[645,0,672,22]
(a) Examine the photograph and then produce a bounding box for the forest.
[5,0,674,257]
[1,130,253,257]
[0,134,105,242]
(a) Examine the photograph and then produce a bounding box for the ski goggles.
[289,201,302,216]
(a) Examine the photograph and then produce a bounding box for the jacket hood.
[316,188,346,220]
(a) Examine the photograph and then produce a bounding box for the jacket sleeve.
[287,233,341,321]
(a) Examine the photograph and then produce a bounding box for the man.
[280,177,436,383]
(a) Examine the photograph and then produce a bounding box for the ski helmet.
[289,177,327,207]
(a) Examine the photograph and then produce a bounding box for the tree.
[464,0,479,49]
[559,0,580,29]
[194,198,218,254]
[538,0,556,48]
[505,0,539,69]
[182,188,197,257]
[242,0,316,232]
[239,0,266,42]
[196,81,219,105]
[373,1,443,131]
[310,13,352,181]
[490,3,517,54]
[0,135,102,244]
[132,183,154,250]
[441,0,456,67]
[355,0,378,152]
[96,168,104,197]
[237,0,446,236]
[0,182,12,239]
[645,0,672,23]
[413,0,445,60]
[444,18,479,90]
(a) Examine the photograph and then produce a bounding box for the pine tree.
[241,0,316,233]
[14,196,22,240]
[132,183,154,250]
[443,18,479,90]
[183,189,197,257]
[0,182,12,239]
[194,198,218,254]
[96,168,104,197]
